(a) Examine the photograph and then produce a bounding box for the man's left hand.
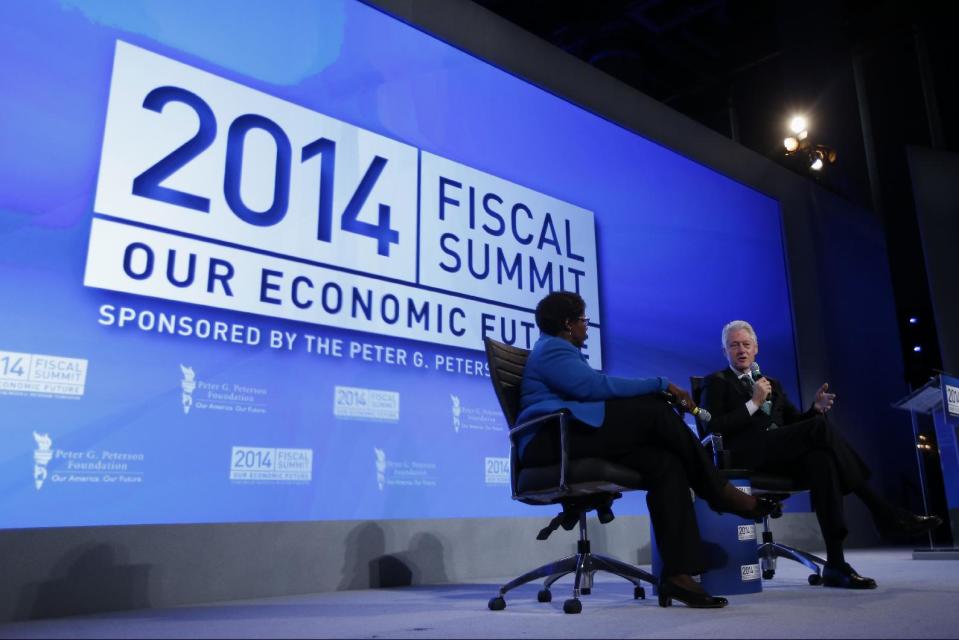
[814,383,835,413]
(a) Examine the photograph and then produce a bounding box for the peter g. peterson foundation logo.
[374,447,386,491]
[450,395,461,432]
[179,364,268,416]
[33,431,53,490]
[31,431,145,489]
[373,447,438,491]
[180,364,197,414]
[448,393,503,433]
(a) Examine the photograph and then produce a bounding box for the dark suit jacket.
[700,368,817,466]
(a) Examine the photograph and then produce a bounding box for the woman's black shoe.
[657,579,728,608]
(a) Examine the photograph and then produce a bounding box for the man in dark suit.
[701,320,941,589]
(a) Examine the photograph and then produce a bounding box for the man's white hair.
[722,320,757,348]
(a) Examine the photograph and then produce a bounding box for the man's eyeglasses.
[575,316,590,325]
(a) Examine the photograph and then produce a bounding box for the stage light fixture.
[783,117,837,174]
[909,317,919,324]
[913,345,922,352]
[815,144,837,164]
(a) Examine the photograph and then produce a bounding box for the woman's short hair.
[535,291,586,336]
[721,320,757,348]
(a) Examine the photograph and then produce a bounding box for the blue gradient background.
[0,0,798,528]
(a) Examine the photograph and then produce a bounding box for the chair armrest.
[701,432,723,450]
[508,410,571,491]
[508,411,569,442]
[701,431,731,469]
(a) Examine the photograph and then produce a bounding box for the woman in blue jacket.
[518,291,776,609]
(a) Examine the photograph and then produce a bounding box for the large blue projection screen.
[0,0,797,528]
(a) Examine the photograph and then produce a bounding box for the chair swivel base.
[758,541,825,584]
[488,543,655,614]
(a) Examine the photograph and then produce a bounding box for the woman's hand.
[666,382,696,414]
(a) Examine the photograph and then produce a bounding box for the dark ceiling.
[478,0,785,106]
[475,0,958,386]
[474,1,957,170]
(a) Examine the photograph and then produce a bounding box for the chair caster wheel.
[488,596,506,611]
[537,589,552,603]
[634,586,646,600]
[808,574,823,585]
[563,598,582,614]
[762,569,775,580]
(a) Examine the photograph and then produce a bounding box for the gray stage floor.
[1,548,956,639]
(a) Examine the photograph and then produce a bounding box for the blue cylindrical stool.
[651,478,762,596]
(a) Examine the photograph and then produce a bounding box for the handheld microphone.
[691,406,712,422]
[750,361,774,411]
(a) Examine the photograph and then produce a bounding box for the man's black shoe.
[882,513,942,537]
[822,563,877,589]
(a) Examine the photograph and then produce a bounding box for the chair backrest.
[689,375,708,439]
[484,337,530,428]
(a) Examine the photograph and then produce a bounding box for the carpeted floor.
[1,548,956,639]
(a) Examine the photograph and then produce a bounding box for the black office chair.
[690,375,826,584]
[483,337,656,614]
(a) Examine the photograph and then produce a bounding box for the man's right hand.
[751,377,772,405]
